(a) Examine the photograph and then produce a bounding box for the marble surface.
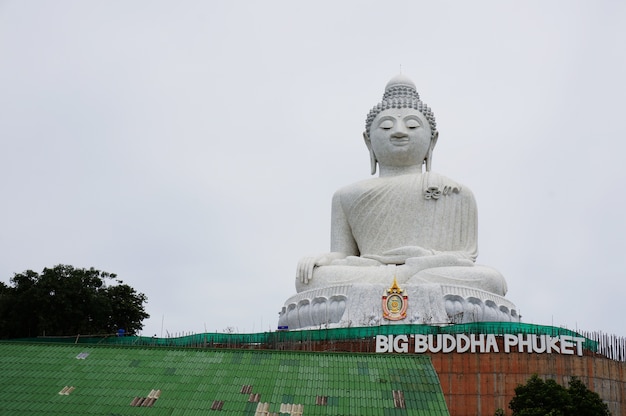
[281,74,518,329]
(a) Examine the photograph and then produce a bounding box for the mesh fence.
[9,322,599,351]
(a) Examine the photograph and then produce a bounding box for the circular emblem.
[382,278,408,321]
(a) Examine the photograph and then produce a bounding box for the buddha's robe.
[335,172,476,260]
[296,172,507,296]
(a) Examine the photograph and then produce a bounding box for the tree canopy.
[0,265,149,338]
[509,374,610,416]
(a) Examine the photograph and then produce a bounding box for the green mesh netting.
[7,322,598,351]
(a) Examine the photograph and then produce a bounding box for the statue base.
[278,283,520,330]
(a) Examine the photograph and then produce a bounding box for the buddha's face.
[368,108,432,168]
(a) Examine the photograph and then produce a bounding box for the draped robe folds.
[337,172,477,260]
[297,172,507,296]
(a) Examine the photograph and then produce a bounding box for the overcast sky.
[1,1,625,337]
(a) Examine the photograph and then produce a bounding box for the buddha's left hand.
[405,253,474,270]
[363,246,434,264]
[364,247,474,267]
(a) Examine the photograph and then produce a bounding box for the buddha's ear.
[431,131,439,149]
[363,131,377,175]
[425,131,438,172]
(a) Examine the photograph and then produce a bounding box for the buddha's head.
[364,74,438,174]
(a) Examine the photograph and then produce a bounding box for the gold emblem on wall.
[382,277,408,321]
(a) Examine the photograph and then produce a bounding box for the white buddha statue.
[279,75,517,329]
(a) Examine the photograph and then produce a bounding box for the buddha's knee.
[296,264,397,292]
[408,265,507,296]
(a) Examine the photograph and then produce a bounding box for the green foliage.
[0,265,149,338]
[509,374,610,416]
[509,374,570,416]
[567,376,611,416]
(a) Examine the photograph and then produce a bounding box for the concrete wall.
[429,352,626,416]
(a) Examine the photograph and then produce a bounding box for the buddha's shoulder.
[425,172,477,202]
[333,172,475,201]
[426,172,472,194]
[333,177,380,200]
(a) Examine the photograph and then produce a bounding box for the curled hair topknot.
[365,75,437,138]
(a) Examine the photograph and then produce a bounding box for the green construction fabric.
[11,323,597,351]
[0,342,449,416]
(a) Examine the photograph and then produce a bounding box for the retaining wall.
[430,352,626,415]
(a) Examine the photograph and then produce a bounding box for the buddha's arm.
[330,190,359,255]
[296,252,347,285]
[296,191,358,285]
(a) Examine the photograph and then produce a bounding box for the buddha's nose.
[391,127,408,137]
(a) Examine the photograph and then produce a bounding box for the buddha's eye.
[379,120,394,130]
[406,119,420,129]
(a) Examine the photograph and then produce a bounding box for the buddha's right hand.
[296,252,346,285]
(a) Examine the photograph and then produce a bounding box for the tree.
[509,374,571,416]
[567,376,611,416]
[0,265,149,338]
[509,374,610,416]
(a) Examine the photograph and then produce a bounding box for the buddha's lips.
[390,138,410,145]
